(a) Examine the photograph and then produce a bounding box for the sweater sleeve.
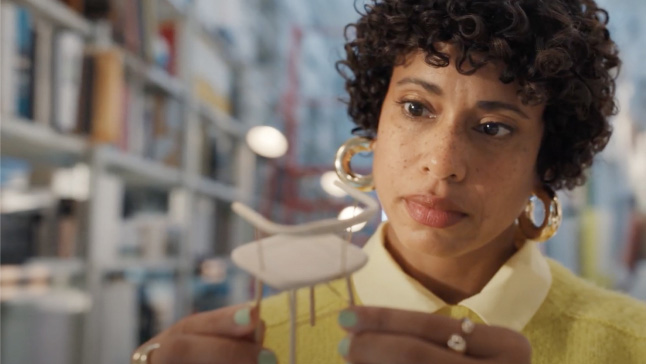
[523,259,646,364]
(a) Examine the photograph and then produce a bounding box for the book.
[14,6,36,119]
[124,80,146,156]
[90,48,124,144]
[115,0,143,55]
[199,120,218,178]
[140,0,159,62]
[52,30,85,132]
[75,53,95,135]
[88,174,124,264]
[55,199,81,258]
[1,3,16,116]
[33,19,53,125]
[108,0,126,46]
[83,0,110,19]
[0,210,42,265]
[150,94,182,166]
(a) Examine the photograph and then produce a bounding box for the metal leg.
[345,276,355,306]
[309,286,315,326]
[254,278,264,342]
[289,289,297,364]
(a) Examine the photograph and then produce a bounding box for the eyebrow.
[396,77,530,119]
[476,100,530,119]
[396,78,443,95]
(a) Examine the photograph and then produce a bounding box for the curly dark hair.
[337,0,620,190]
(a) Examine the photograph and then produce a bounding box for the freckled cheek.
[373,141,414,189]
[472,155,533,189]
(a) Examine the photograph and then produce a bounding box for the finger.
[172,303,261,340]
[338,306,522,357]
[150,334,277,364]
[342,332,480,364]
[257,320,267,344]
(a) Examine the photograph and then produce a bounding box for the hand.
[132,303,277,364]
[337,306,531,364]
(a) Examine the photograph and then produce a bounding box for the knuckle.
[218,339,260,363]
[400,340,430,363]
[170,317,188,335]
[500,331,532,363]
[418,314,437,336]
[369,307,390,330]
[347,332,370,359]
[165,336,192,360]
[510,335,532,359]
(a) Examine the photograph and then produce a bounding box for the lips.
[403,195,467,228]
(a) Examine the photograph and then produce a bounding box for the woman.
[133,0,646,363]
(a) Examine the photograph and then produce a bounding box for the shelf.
[23,257,86,276]
[187,176,240,201]
[0,188,57,214]
[95,146,182,189]
[123,51,186,98]
[0,117,88,166]
[0,258,86,284]
[101,258,181,273]
[11,0,93,37]
[197,102,247,137]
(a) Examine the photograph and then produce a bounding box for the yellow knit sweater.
[260,259,646,363]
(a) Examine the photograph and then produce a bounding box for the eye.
[474,122,513,137]
[400,101,434,118]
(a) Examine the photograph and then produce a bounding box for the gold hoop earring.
[518,187,562,242]
[334,137,374,191]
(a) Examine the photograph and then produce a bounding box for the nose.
[419,125,467,183]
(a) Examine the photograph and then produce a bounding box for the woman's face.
[373,49,545,258]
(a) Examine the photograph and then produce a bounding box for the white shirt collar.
[353,222,552,331]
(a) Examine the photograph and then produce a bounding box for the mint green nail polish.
[258,349,277,364]
[338,310,358,328]
[338,337,351,357]
[234,307,251,326]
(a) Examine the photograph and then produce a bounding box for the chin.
[389,220,475,258]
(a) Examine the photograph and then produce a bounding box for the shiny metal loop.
[334,137,374,192]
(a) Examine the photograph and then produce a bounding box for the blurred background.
[0,0,644,363]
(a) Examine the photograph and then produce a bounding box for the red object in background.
[260,26,378,246]
[159,21,177,75]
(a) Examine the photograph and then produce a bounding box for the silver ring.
[461,317,475,335]
[131,343,160,364]
[447,318,474,354]
[447,333,467,354]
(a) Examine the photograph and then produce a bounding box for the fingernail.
[234,307,251,326]
[338,336,351,357]
[258,349,277,364]
[338,310,358,328]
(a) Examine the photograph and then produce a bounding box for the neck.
[384,226,518,304]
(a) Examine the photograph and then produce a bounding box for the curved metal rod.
[231,181,379,236]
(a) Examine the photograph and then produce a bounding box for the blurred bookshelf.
[0,0,255,363]
[1,117,88,165]
[1,2,644,364]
